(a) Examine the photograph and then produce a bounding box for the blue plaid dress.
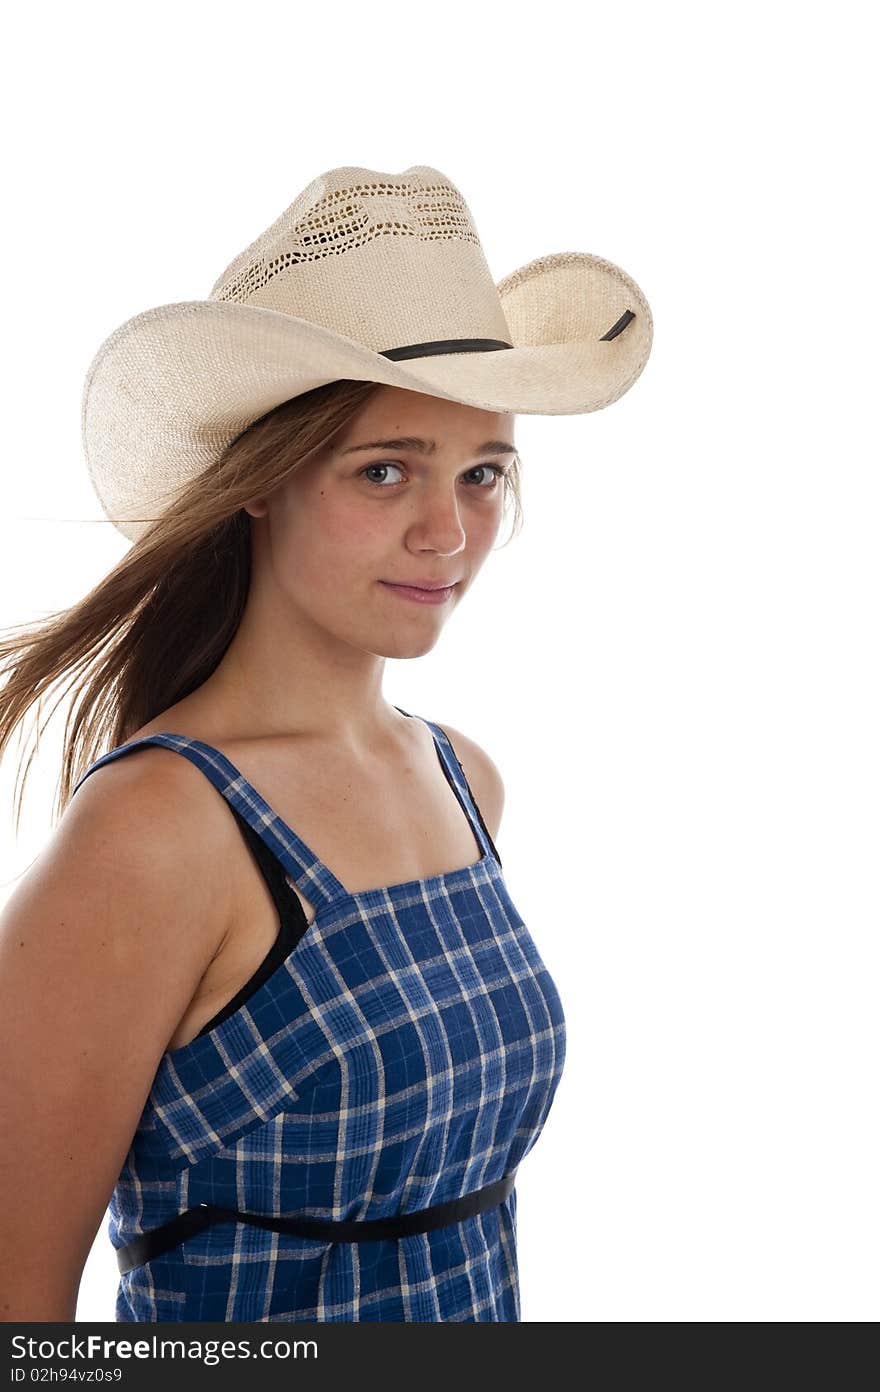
[71,712,567,1322]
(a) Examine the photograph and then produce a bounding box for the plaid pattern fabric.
[72,714,567,1322]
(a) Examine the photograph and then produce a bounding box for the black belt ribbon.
[378,314,636,360]
[117,1170,517,1275]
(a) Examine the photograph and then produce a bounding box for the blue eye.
[359,462,507,488]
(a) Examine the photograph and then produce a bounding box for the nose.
[407,484,467,557]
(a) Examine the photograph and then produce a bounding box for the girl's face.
[245,385,517,659]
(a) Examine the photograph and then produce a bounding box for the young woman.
[0,163,652,1322]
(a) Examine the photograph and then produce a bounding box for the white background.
[1,0,876,1323]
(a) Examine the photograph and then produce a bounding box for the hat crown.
[207,165,512,353]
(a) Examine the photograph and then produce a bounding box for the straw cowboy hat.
[81,163,654,543]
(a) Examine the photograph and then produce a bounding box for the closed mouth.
[381,580,460,591]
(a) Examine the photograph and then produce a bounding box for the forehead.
[338,384,515,448]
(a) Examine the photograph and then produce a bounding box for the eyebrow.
[339,436,517,457]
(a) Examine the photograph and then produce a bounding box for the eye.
[464,464,507,488]
[359,462,406,486]
[358,462,508,489]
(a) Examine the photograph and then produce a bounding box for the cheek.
[466,502,504,554]
[315,505,393,589]
[284,494,384,589]
[317,495,384,550]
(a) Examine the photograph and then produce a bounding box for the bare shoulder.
[71,737,235,832]
[432,721,505,842]
[60,740,239,944]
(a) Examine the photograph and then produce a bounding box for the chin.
[373,633,443,660]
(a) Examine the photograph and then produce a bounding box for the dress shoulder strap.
[71,732,349,910]
[393,708,502,868]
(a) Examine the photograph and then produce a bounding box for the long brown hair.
[0,379,523,835]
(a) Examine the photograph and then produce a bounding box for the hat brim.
[82,251,652,541]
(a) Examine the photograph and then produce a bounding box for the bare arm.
[0,751,235,1321]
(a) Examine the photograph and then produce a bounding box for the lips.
[379,580,458,605]
[383,579,461,591]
